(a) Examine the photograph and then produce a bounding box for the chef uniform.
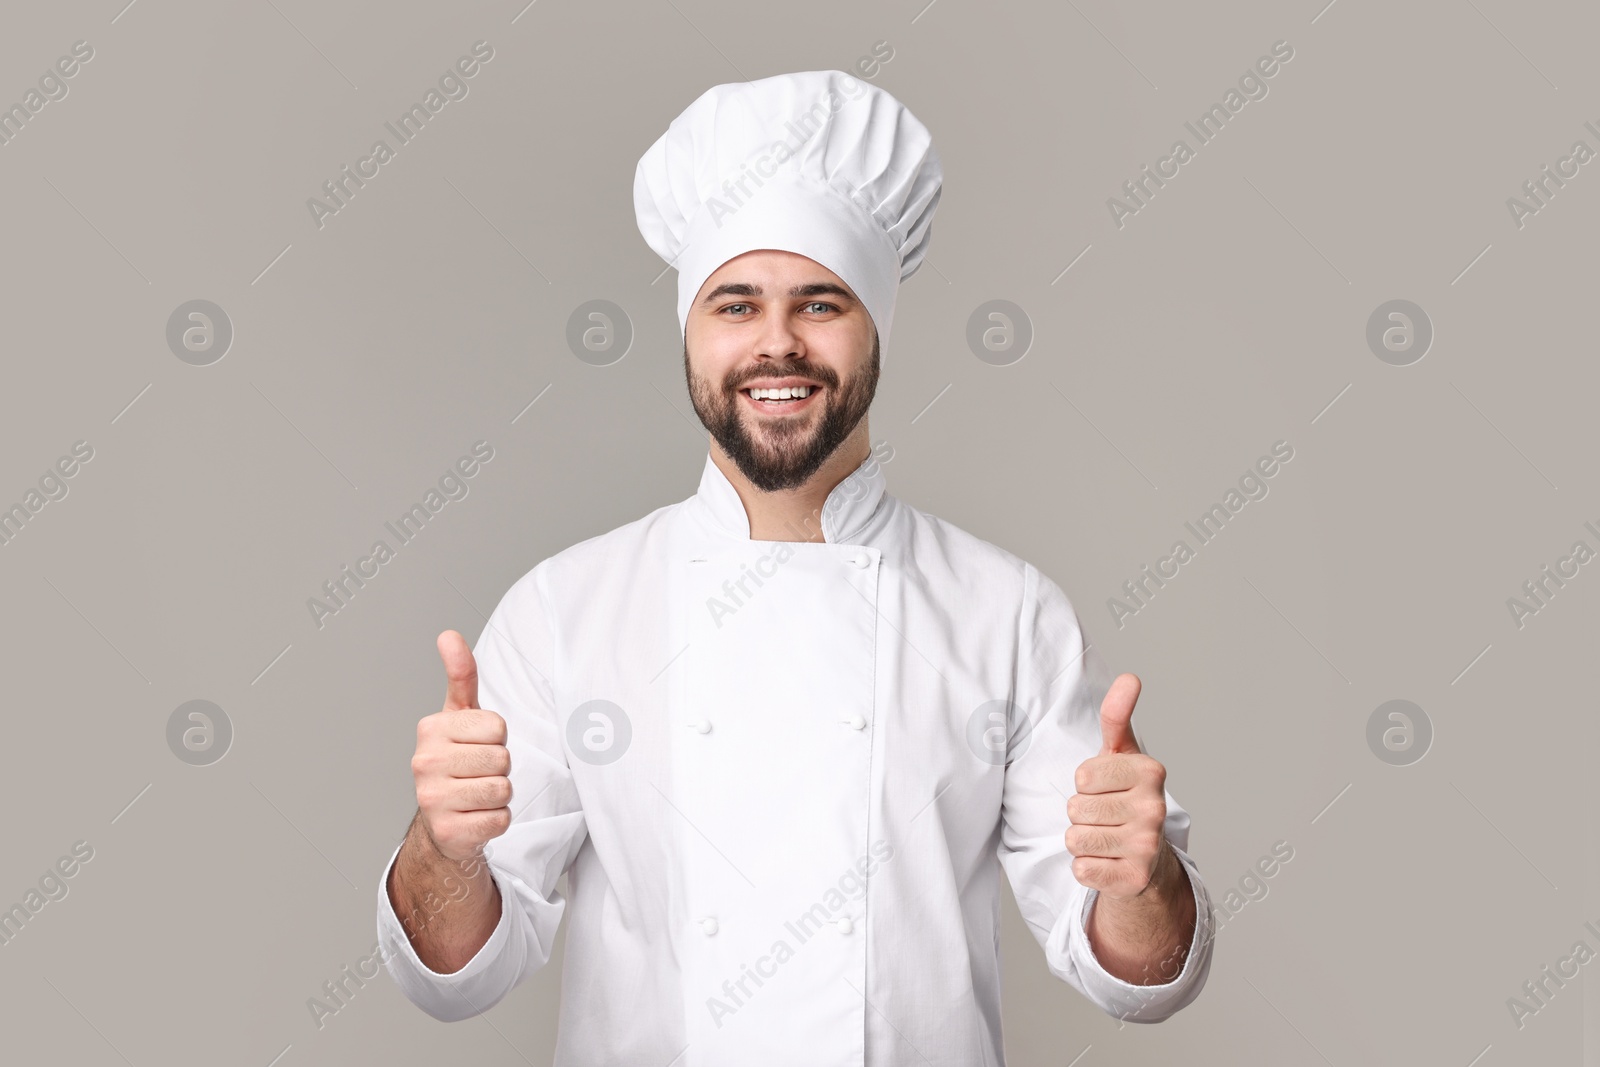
[376,70,1215,1065]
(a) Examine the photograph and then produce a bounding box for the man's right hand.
[412,630,513,863]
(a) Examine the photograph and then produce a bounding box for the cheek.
[696,335,740,372]
[686,348,735,389]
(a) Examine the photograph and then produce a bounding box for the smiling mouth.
[740,384,822,412]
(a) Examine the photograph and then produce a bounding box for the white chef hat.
[633,70,942,360]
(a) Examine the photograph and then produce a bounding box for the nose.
[751,307,805,363]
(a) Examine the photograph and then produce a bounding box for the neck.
[710,421,871,542]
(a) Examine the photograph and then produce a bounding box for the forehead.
[697,248,852,296]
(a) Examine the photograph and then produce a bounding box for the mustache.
[728,366,838,390]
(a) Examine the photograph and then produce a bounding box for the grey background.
[1,0,1595,1063]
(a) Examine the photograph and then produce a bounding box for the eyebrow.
[697,281,858,308]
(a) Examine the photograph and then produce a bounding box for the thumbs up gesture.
[411,631,513,863]
[1065,673,1173,901]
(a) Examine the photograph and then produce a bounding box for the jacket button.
[850,553,871,568]
[842,714,867,731]
[834,917,854,935]
[686,719,712,734]
[699,917,719,936]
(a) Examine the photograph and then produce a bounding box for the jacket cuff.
[1056,843,1215,1023]
[374,841,518,1019]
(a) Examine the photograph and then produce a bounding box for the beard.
[684,331,880,493]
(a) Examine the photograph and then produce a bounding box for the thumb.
[1098,672,1142,756]
[437,630,479,711]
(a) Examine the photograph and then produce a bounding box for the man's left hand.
[1065,673,1174,901]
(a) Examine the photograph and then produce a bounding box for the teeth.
[747,385,812,400]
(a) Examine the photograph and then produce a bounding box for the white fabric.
[375,450,1216,1064]
[633,70,942,358]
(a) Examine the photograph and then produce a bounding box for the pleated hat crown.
[633,70,942,360]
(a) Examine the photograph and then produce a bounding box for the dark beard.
[684,332,880,493]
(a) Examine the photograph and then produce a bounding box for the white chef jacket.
[376,447,1215,1064]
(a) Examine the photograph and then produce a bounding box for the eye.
[718,302,754,316]
[803,301,839,314]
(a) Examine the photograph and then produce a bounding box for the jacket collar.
[691,449,887,545]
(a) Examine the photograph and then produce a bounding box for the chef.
[377,69,1215,1065]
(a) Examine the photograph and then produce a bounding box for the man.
[377,70,1214,1065]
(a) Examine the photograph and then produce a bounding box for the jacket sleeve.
[375,562,589,1021]
[996,561,1215,1023]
